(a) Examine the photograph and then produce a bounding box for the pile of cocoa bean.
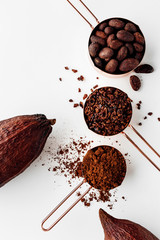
[89,18,145,74]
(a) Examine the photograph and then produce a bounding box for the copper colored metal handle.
[41,180,92,231]
[122,131,160,171]
[129,124,160,158]
[67,0,99,29]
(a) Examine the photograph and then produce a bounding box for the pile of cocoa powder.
[41,137,125,208]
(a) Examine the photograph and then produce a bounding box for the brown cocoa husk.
[99,209,158,240]
[0,114,56,187]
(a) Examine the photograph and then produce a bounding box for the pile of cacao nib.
[89,18,145,74]
[84,87,132,136]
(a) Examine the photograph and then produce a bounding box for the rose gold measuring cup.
[84,87,160,171]
[67,0,145,77]
[41,145,126,231]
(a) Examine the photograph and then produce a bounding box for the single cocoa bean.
[124,22,137,32]
[109,19,125,29]
[109,39,123,50]
[95,31,107,39]
[99,22,107,31]
[135,52,143,61]
[105,59,118,73]
[133,43,144,52]
[134,32,145,45]
[90,35,105,46]
[99,47,114,60]
[130,75,141,91]
[107,33,115,46]
[117,46,128,61]
[104,26,114,35]
[89,43,100,57]
[119,58,139,72]
[117,30,134,42]
[125,43,134,55]
[94,57,103,68]
[134,64,154,73]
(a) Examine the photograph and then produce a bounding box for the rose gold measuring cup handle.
[67,0,99,29]
[41,179,92,231]
[129,124,160,158]
[79,0,100,24]
[122,131,160,171]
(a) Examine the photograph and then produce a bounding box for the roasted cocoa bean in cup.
[84,87,132,136]
[88,18,145,75]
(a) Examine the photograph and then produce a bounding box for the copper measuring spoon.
[84,87,160,171]
[41,145,126,231]
[67,0,145,77]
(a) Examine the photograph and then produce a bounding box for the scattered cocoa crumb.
[122,196,126,200]
[69,99,73,102]
[79,101,84,108]
[148,112,153,116]
[59,78,62,81]
[77,75,84,81]
[77,192,81,197]
[144,116,147,120]
[73,103,79,108]
[78,88,81,93]
[96,77,99,79]
[42,163,45,166]
[136,101,142,110]
[93,84,98,89]
[138,122,142,126]
[124,153,128,156]
[83,94,88,100]
[72,69,78,73]
[65,66,69,70]
[158,118,160,121]
[90,88,94,92]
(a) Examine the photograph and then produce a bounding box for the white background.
[0,0,160,239]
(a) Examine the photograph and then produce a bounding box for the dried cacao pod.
[99,209,158,240]
[0,114,56,187]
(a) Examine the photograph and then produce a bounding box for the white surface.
[0,0,160,239]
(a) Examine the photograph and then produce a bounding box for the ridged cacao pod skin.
[0,114,55,187]
[99,209,158,240]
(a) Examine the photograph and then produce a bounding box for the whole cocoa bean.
[117,30,134,42]
[95,31,107,39]
[124,22,137,32]
[117,46,128,61]
[90,35,105,46]
[134,64,154,73]
[99,22,107,31]
[89,43,100,57]
[119,58,139,72]
[105,59,118,73]
[99,47,114,60]
[107,34,115,46]
[135,52,143,61]
[109,19,125,29]
[94,57,103,68]
[125,43,134,55]
[104,27,114,36]
[109,39,123,50]
[134,32,145,45]
[130,75,141,91]
[133,43,143,52]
